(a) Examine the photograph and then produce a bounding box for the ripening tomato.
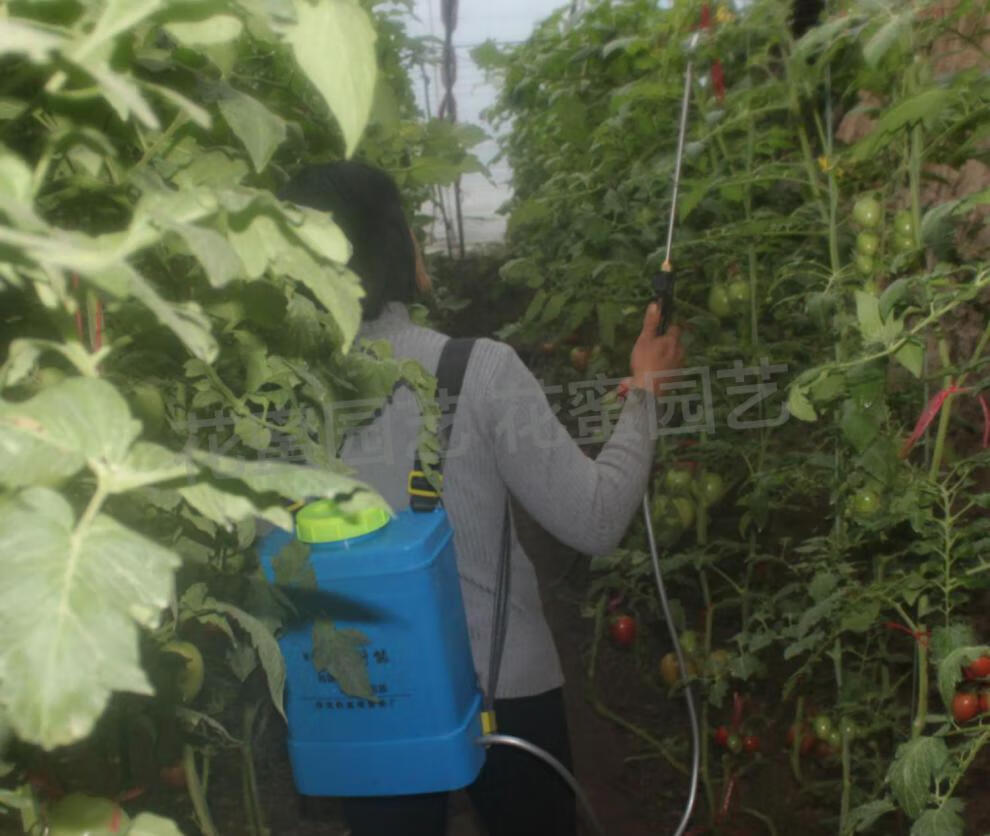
[714,725,730,747]
[708,284,732,319]
[570,347,591,373]
[853,196,882,228]
[609,615,637,648]
[679,630,699,656]
[540,341,557,355]
[743,735,761,754]
[952,692,979,724]
[963,655,990,680]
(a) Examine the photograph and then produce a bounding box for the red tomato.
[743,735,760,754]
[609,615,636,648]
[963,655,990,680]
[714,725,729,747]
[952,692,979,724]
[786,724,816,755]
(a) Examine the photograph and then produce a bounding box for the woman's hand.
[628,302,684,395]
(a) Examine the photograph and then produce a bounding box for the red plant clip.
[884,621,930,648]
[696,3,727,101]
[898,385,967,459]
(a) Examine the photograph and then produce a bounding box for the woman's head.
[278,161,418,320]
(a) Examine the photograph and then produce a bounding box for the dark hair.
[278,161,416,321]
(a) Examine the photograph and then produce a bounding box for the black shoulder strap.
[409,338,476,510]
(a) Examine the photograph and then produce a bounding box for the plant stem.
[242,702,268,836]
[183,745,219,836]
[912,638,929,740]
[929,338,953,479]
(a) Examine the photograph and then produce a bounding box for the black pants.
[339,688,577,836]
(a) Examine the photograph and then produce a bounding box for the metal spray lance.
[642,26,703,836]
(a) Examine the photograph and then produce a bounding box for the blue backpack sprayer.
[258,26,708,836]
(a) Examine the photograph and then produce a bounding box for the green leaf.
[0,19,65,62]
[217,86,287,173]
[840,398,881,453]
[849,89,950,162]
[280,0,377,157]
[198,600,286,718]
[0,488,179,748]
[887,737,948,819]
[0,151,32,202]
[597,302,621,348]
[895,340,924,378]
[846,799,896,833]
[841,599,881,633]
[103,443,192,493]
[855,290,885,344]
[274,247,363,352]
[312,619,374,699]
[190,451,382,509]
[786,386,817,422]
[0,378,140,487]
[164,15,244,46]
[910,800,965,836]
[930,623,976,664]
[127,267,218,362]
[288,206,352,265]
[171,222,244,287]
[863,12,911,67]
[178,481,292,532]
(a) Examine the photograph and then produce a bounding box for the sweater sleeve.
[474,341,655,556]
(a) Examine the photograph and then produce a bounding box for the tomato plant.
[486,1,990,832]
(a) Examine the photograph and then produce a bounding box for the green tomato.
[695,472,725,507]
[727,279,751,310]
[839,718,858,740]
[671,497,695,529]
[679,630,699,656]
[726,733,743,754]
[813,715,833,740]
[163,640,205,703]
[893,210,914,238]
[47,793,130,836]
[827,728,842,748]
[852,196,881,228]
[852,489,881,517]
[854,252,875,275]
[708,284,732,319]
[665,468,693,494]
[856,231,880,256]
[893,232,916,254]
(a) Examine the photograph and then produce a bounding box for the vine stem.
[183,744,219,836]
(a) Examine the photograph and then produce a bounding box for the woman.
[279,161,683,836]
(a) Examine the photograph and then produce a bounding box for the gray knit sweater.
[340,303,655,699]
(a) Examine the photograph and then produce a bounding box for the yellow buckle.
[407,469,441,498]
[480,710,497,735]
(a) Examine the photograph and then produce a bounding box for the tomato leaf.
[887,737,948,819]
[909,799,965,836]
[217,85,287,174]
[0,488,179,748]
[273,539,316,590]
[279,0,378,157]
[846,799,896,834]
[0,378,140,487]
[786,386,817,422]
[840,398,881,453]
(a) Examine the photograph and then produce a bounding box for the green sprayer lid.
[295,499,390,544]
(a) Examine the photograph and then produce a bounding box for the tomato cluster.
[951,655,990,724]
[851,194,917,278]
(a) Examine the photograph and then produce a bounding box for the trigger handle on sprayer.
[652,263,675,335]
